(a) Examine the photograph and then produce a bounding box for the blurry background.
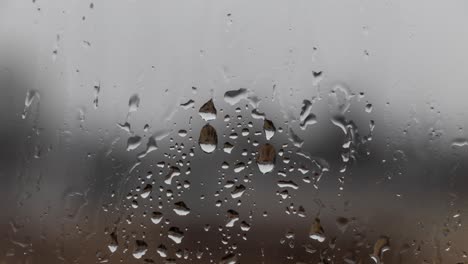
[1,0,468,263]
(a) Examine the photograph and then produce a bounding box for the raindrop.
[151,212,163,224]
[199,99,217,121]
[199,124,218,153]
[223,142,234,154]
[224,88,249,105]
[22,90,40,119]
[173,201,191,216]
[370,236,390,264]
[128,94,140,113]
[256,143,276,174]
[164,166,181,185]
[451,138,468,148]
[127,135,142,151]
[156,244,168,257]
[220,253,238,264]
[226,209,240,227]
[132,240,148,259]
[168,227,184,244]
[108,232,118,253]
[309,218,325,242]
[263,119,276,140]
[231,185,246,198]
[140,184,152,199]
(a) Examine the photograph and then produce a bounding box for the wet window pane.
[1,1,468,263]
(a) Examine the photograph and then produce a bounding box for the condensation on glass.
[0,0,468,263]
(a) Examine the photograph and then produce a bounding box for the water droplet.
[151,212,163,224]
[117,122,131,133]
[263,119,276,140]
[365,103,373,113]
[223,142,234,154]
[220,253,238,264]
[199,99,217,121]
[199,124,218,153]
[128,94,140,113]
[178,129,188,137]
[226,209,240,227]
[168,227,184,244]
[127,135,142,151]
[22,90,40,119]
[173,201,191,216]
[156,244,168,257]
[132,240,148,259]
[451,138,468,148]
[164,166,181,185]
[256,143,276,174]
[309,218,325,242]
[108,232,118,253]
[224,88,249,105]
[277,180,298,190]
[180,99,195,109]
[370,236,390,264]
[288,128,304,147]
[231,185,246,198]
[140,184,152,199]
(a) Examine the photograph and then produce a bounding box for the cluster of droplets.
[94,85,401,264]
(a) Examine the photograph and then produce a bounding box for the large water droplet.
[168,227,184,244]
[199,124,218,153]
[256,143,276,174]
[173,201,191,216]
[199,99,217,121]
